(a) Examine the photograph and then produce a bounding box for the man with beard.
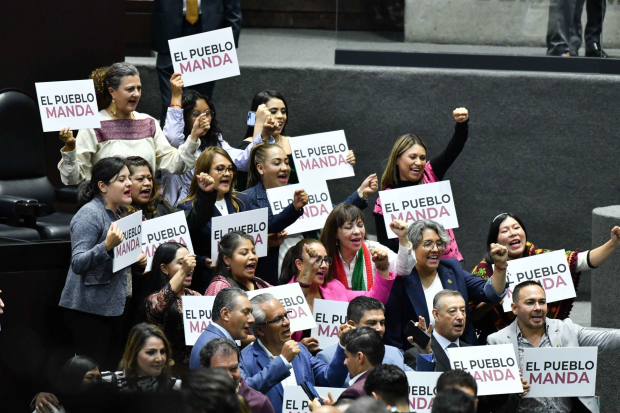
[200,338,274,413]
[488,281,620,413]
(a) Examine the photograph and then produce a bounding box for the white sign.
[247,283,316,332]
[35,79,100,132]
[282,386,345,413]
[142,211,194,271]
[181,295,216,345]
[501,250,575,312]
[523,347,597,398]
[448,344,523,396]
[289,130,354,183]
[267,181,333,235]
[378,181,459,239]
[211,208,268,260]
[406,372,442,412]
[310,299,348,349]
[168,27,240,87]
[112,211,143,272]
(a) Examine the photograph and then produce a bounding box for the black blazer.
[404,338,470,372]
[151,0,242,53]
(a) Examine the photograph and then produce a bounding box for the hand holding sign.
[170,73,184,101]
[519,370,530,398]
[135,253,148,269]
[197,172,215,192]
[293,189,309,211]
[59,127,76,151]
[490,243,508,266]
[453,107,469,123]
[267,231,287,248]
[346,150,356,166]
[105,223,124,251]
[358,173,379,197]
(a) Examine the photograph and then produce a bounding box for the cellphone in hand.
[300,381,323,405]
[247,111,256,126]
[404,319,431,348]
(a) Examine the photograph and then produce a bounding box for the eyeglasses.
[214,166,235,175]
[312,256,333,267]
[421,240,446,250]
[255,311,292,326]
[192,109,214,118]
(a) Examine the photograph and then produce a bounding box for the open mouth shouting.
[277,171,289,184]
[139,187,151,200]
[123,188,132,200]
[219,177,231,190]
[244,260,257,276]
[282,328,291,339]
[453,321,464,334]
[315,268,326,282]
[426,252,440,266]
[127,98,139,107]
[530,312,544,325]
[349,236,363,248]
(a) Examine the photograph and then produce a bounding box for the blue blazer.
[240,341,348,413]
[189,323,232,370]
[242,181,368,283]
[383,258,505,349]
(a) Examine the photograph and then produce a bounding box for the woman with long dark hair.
[57,63,200,185]
[470,212,620,343]
[59,157,146,370]
[205,232,271,295]
[374,108,469,260]
[145,242,200,368]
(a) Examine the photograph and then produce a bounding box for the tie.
[447,343,458,348]
[186,0,199,25]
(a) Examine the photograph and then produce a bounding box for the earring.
[225,265,231,272]
[111,98,117,115]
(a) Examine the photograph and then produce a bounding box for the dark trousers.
[64,307,127,371]
[547,0,605,55]
[156,16,216,124]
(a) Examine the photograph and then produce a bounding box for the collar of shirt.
[433,330,458,352]
[349,370,367,387]
[212,322,234,341]
[516,322,550,344]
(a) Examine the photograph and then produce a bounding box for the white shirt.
[433,330,459,357]
[338,240,415,290]
[256,339,297,387]
[215,199,229,216]
[423,276,443,327]
[349,370,367,387]
[211,322,234,340]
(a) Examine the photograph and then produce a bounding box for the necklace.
[215,199,227,212]
[274,135,281,146]
[420,274,436,289]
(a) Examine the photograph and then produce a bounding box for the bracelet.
[357,188,368,201]
[376,265,389,271]
[169,104,182,108]
[495,264,508,271]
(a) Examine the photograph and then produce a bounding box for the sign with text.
[406,372,442,412]
[523,347,597,398]
[35,79,100,132]
[112,211,143,272]
[379,181,458,239]
[181,295,216,345]
[267,181,333,235]
[448,344,523,396]
[282,386,345,413]
[168,27,240,87]
[310,299,349,349]
[289,130,354,183]
[142,211,194,271]
[247,283,316,332]
[501,250,575,313]
[211,208,268,260]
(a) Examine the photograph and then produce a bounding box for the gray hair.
[212,287,247,322]
[433,289,464,311]
[407,219,452,249]
[249,293,277,335]
[106,62,139,91]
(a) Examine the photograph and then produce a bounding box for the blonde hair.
[179,147,244,212]
[380,134,428,190]
[119,323,174,379]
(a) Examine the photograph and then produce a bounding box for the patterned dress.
[146,283,201,364]
[470,242,581,344]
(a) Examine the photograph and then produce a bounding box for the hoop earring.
[111,98,117,115]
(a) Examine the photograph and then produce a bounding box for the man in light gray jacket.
[488,280,620,413]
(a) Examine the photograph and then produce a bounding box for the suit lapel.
[546,321,562,348]
[431,340,452,372]
[253,343,284,397]
[404,273,430,321]
[436,265,458,293]
[506,320,520,356]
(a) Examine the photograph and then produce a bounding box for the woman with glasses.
[205,232,272,295]
[243,143,377,285]
[279,238,394,353]
[383,219,509,350]
[374,108,469,260]
[161,79,267,206]
[470,212,620,344]
[320,204,415,293]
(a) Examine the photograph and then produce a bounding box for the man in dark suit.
[240,293,350,413]
[151,0,242,122]
[337,327,385,401]
[189,287,254,369]
[200,338,275,413]
[404,289,470,372]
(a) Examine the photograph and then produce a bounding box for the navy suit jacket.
[240,341,348,413]
[151,0,242,53]
[189,323,231,370]
[383,258,505,350]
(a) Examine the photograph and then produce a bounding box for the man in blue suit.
[316,296,434,378]
[189,287,254,369]
[240,293,351,413]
